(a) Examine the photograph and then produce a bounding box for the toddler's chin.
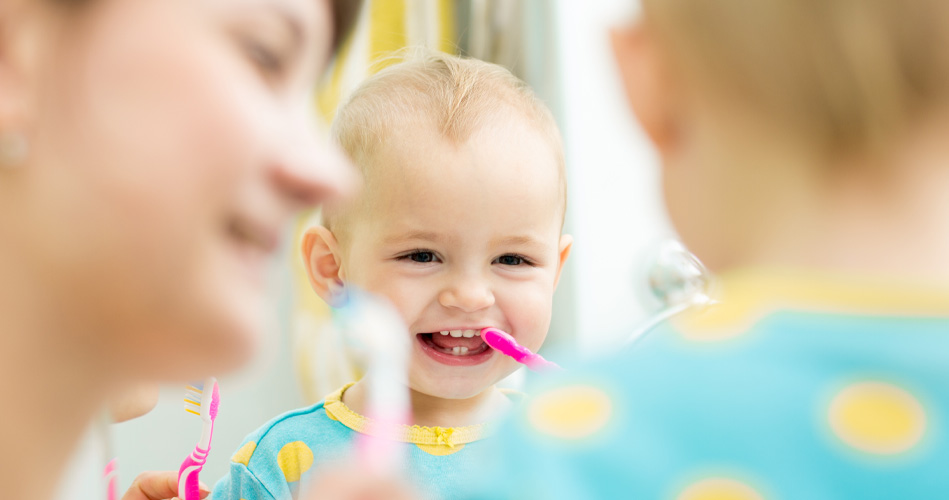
[410,375,503,402]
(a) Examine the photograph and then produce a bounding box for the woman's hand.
[121,471,209,500]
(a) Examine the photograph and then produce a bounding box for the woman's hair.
[47,0,363,52]
[643,0,949,158]
[330,0,362,52]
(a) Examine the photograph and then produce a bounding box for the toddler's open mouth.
[416,330,493,365]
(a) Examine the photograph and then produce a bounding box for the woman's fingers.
[121,470,209,500]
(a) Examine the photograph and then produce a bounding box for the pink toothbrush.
[178,378,219,500]
[103,458,118,500]
[333,288,411,474]
[480,327,561,372]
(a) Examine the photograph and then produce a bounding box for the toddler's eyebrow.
[492,235,549,251]
[384,231,443,245]
[383,232,548,249]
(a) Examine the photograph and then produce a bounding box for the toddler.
[214,51,572,500]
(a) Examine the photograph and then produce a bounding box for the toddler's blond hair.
[326,50,565,237]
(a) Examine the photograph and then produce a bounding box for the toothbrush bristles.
[184,381,207,414]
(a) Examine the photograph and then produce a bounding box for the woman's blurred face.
[6,0,354,379]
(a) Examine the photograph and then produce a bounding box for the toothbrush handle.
[178,447,208,500]
[103,458,118,500]
[524,354,561,372]
[178,421,213,500]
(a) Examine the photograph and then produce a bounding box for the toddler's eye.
[400,250,439,263]
[412,252,435,263]
[495,254,529,266]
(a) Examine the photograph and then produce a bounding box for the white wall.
[548,0,673,356]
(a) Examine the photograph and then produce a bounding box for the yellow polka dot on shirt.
[528,384,613,440]
[231,441,257,466]
[828,381,927,455]
[677,478,764,500]
[277,441,314,482]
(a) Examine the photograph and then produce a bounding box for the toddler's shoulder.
[231,387,356,469]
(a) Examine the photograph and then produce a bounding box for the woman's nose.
[269,107,359,210]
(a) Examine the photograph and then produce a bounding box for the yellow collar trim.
[674,268,949,338]
[323,383,498,447]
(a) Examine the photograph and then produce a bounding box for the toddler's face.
[340,117,570,400]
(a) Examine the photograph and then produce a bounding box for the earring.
[0,131,28,168]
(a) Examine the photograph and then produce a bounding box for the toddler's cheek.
[516,310,553,352]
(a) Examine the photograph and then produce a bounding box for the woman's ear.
[301,226,346,305]
[610,21,679,157]
[0,3,37,150]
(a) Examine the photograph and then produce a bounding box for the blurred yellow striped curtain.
[317,0,458,121]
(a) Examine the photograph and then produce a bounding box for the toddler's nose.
[439,279,495,313]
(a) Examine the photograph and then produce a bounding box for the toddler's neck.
[342,380,513,429]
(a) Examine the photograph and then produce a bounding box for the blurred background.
[113,0,672,488]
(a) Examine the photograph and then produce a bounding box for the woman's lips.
[225,215,281,286]
[227,216,279,255]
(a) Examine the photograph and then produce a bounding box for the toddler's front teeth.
[462,329,477,337]
[449,330,463,337]
[451,346,469,355]
[439,331,449,336]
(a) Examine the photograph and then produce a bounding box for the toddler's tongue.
[428,333,485,350]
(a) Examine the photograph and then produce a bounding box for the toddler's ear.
[554,234,573,289]
[301,226,345,305]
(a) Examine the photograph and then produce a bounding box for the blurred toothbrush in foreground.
[333,287,412,475]
[178,378,219,500]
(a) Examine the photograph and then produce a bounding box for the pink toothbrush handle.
[481,328,561,372]
[178,447,208,500]
[178,421,213,500]
[522,354,560,371]
[103,458,117,500]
